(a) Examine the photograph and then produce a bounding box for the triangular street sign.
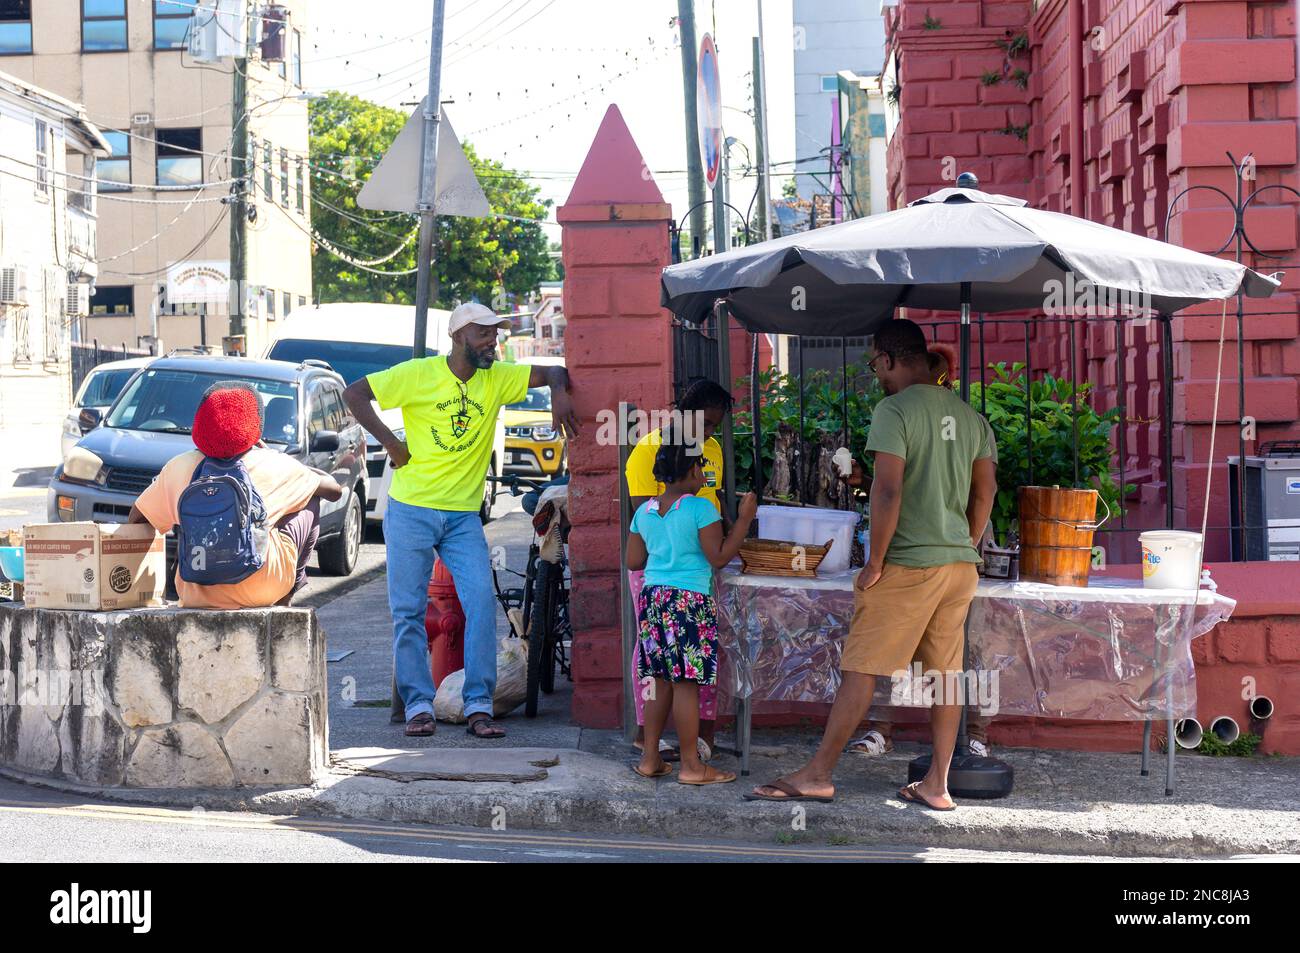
[356,104,489,217]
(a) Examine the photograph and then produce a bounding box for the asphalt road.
[0,777,1185,863]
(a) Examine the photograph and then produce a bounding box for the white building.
[792,0,885,201]
[0,69,106,461]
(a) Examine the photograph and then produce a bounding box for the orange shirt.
[135,448,319,609]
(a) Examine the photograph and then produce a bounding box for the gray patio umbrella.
[661,185,1280,798]
[660,186,1279,336]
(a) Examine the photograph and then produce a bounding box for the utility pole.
[755,0,773,241]
[412,0,448,357]
[678,0,706,259]
[228,2,249,344]
[751,37,767,242]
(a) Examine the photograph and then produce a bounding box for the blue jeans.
[383,498,497,720]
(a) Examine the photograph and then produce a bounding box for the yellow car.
[503,386,566,476]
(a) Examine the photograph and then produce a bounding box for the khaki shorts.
[841,562,979,677]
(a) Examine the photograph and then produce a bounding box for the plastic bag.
[433,637,529,723]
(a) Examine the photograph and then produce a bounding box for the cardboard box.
[22,522,165,611]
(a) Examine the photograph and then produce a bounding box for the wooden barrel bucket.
[1018,485,1100,586]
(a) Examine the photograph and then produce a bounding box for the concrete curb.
[5,746,1299,858]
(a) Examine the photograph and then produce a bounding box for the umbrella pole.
[958,282,972,753]
[906,280,1014,798]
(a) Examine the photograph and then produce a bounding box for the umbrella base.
[908,751,1015,799]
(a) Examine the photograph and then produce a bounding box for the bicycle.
[488,474,572,717]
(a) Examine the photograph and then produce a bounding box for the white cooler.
[756,504,860,574]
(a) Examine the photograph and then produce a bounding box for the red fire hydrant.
[424,559,465,685]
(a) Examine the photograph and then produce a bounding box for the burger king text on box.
[22,523,165,611]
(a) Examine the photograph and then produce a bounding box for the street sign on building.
[697,34,723,190]
[166,259,229,305]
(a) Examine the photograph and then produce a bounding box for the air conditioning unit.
[65,284,91,316]
[188,1,221,63]
[0,265,29,305]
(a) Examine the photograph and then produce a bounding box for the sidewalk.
[5,510,1298,857]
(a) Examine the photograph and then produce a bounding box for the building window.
[295,159,304,212]
[279,148,289,205]
[820,75,838,93]
[283,291,292,317]
[298,295,306,309]
[97,130,131,191]
[265,288,276,320]
[156,128,203,187]
[34,119,49,195]
[82,0,128,53]
[89,286,133,316]
[292,29,302,86]
[154,0,190,50]
[262,138,273,198]
[0,1,32,55]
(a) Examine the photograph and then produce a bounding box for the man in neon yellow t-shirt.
[344,303,577,739]
[624,379,734,761]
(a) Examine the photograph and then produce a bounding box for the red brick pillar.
[557,106,675,728]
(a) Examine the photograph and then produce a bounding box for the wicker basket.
[739,537,834,577]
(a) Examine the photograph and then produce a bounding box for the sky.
[304,0,797,237]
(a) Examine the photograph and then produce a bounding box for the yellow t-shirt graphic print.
[368,356,531,511]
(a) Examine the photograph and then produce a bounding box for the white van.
[265,303,506,524]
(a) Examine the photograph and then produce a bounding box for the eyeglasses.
[867,353,889,374]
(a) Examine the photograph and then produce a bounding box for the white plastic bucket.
[756,504,860,574]
[1139,530,1203,589]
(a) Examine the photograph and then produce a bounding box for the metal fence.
[677,304,1284,564]
[70,340,152,395]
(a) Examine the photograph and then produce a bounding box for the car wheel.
[319,490,362,576]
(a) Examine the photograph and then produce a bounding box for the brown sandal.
[466,714,506,739]
[898,782,956,812]
[743,778,834,803]
[404,712,436,737]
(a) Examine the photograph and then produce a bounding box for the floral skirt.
[635,585,718,686]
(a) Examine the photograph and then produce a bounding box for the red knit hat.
[192,385,262,458]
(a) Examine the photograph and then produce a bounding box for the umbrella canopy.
[660,187,1280,334]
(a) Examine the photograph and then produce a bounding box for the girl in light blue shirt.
[626,434,756,785]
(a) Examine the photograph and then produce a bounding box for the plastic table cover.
[714,567,1236,721]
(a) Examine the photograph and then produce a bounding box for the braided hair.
[652,425,704,485]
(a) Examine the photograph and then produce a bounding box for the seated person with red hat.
[129,381,342,608]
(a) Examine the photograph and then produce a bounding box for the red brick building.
[883,0,1300,561]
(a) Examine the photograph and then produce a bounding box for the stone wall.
[0,604,328,788]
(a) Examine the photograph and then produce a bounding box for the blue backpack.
[175,455,269,586]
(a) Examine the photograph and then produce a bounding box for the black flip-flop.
[898,782,956,812]
[742,778,834,803]
[404,712,436,737]
[466,714,506,739]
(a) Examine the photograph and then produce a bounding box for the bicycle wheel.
[525,560,557,717]
[541,561,568,693]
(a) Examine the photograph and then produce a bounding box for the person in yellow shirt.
[343,303,578,739]
[624,378,734,761]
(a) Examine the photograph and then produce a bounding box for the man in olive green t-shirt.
[748,319,996,810]
[343,303,578,740]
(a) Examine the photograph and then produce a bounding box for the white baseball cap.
[448,302,511,336]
